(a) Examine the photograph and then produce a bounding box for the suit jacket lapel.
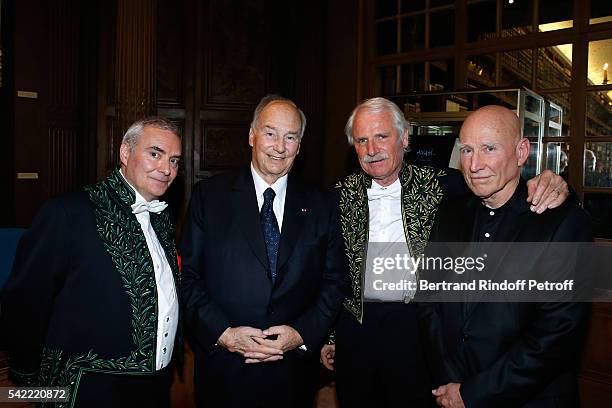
[231,168,270,272]
[276,176,305,278]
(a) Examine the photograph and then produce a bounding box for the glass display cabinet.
[391,88,560,178]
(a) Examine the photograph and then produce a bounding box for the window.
[367,1,612,237]
[537,45,572,89]
[584,142,612,187]
[590,0,612,25]
[539,0,573,29]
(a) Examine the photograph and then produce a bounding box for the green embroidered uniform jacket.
[1,169,180,407]
[334,162,448,326]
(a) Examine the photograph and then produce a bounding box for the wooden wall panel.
[102,116,119,176]
[294,1,326,186]
[48,0,79,113]
[48,127,78,195]
[193,109,252,181]
[47,0,80,197]
[204,0,266,107]
[580,302,612,408]
[97,0,158,177]
[95,0,116,179]
[13,0,49,227]
[157,0,184,105]
[115,0,156,142]
[191,0,307,184]
[200,123,251,170]
[322,0,359,187]
[579,376,612,408]
[0,0,15,226]
[12,0,91,226]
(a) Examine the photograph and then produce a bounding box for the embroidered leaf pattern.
[336,164,445,323]
[34,169,179,407]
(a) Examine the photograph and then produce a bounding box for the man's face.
[459,109,529,206]
[352,109,408,187]
[249,101,301,185]
[120,126,182,201]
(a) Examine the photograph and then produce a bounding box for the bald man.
[418,106,591,408]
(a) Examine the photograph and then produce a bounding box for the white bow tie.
[131,200,168,214]
[367,186,401,201]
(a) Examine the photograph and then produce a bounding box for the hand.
[253,325,304,354]
[526,169,569,213]
[217,326,283,363]
[320,344,335,370]
[432,383,465,408]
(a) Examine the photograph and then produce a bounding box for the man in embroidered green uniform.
[1,117,182,408]
[319,97,570,408]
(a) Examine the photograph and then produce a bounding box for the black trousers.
[71,366,172,408]
[334,302,435,408]
[194,347,319,408]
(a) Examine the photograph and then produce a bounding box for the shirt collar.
[250,163,288,199]
[480,177,529,215]
[119,169,149,205]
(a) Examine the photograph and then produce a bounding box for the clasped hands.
[217,325,303,364]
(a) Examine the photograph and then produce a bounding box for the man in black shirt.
[418,105,591,408]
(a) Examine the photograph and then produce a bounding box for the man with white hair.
[320,98,570,407]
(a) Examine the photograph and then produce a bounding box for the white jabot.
[131,200,168,215]
[364,178,415,302]
[251,163,288,231]
[119,170,178,370]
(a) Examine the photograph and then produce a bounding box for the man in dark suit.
[180,95,348,407]
[418,105,591,408]
[1,117,182,407]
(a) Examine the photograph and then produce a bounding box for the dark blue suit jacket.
[180,167,348,407]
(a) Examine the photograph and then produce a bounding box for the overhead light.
[508,0,514,4]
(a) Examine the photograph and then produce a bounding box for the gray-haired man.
[2,117,182,407]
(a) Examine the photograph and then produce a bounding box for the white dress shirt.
[364,178,415,302]
[251,163,288,231]
[120,170,178,370]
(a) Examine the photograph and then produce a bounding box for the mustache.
[363,152,389,163]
